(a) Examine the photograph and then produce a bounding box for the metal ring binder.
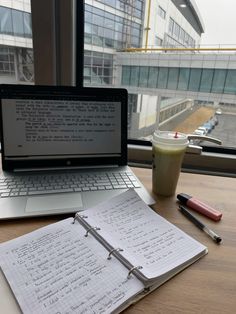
[127,266,143,279]
[72,213,88,224]
[107,248,124,260]
[85,227,101,237]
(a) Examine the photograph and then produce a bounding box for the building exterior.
[84,0,204,86]
[83,0,205,138]
[0,0,206,138]
[84,0,145,86]
[142,0,204,49]
[0,0,33,84]
[0,0,204,87]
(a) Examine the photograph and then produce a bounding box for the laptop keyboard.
[0,171,141,198]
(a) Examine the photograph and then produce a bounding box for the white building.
[0,0,33,83]
[142,0,204,49]
[114,0,205,138]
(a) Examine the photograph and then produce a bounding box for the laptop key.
[98,186,105,190]
[0,189,11,194]
[28,188,73,195]
[105,186,113,190]
[132,182,141,188]
[127,184,134,188]
[10,192,19,197]
[74,188,82,192]
[113,185,127,189]
[82,187,90,191]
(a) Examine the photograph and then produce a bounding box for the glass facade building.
[0,1,33,82]
[0,0,235,172]
[0,6,31,38]
[85,2,143,49]
[83,0,208,139]
[84,0,144,85]
[122,65,236,95]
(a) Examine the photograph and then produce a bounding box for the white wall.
[142,0,202,48]
[0,0,31,12]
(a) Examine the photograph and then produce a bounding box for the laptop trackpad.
[25,193,83,213]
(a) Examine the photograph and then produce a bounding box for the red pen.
[177,193,222,221]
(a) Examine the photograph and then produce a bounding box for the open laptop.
[0,84,154,219]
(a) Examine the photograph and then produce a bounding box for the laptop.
[0,84,154,220]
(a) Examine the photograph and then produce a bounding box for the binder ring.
[84,227,101,237]
[72,213,88,224]
[127,266,143,279]
[107,248,124,260]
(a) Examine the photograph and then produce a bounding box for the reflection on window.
[155,36,163,46]
[0,47,14,74]
[224,70,236,94]
[168,17,195,47]
[158,6,166,19]
[82,0,236,151]
[211,69,226,93]
[158,67,168,89]
[0,1,33,84]
[84,50,113,85]
[84,3,142,51]
[167,68,179,90]
[178,68,190,91]
[189,69,201,91]
[0,6,32,38]
[121,65,236,96]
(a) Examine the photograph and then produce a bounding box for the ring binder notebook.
[84,226,101,237]
[107,248,124,260]
[72,213,88,224]
[0,189,207,314]
[127,266,143,279]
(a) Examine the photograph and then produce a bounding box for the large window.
[0,1,33,83]
[0,6,32,38]
[158,6,166,19]
[84,3,142,50]
[168,17,195,48]
[0,47,14,75]
[28,0,236,176]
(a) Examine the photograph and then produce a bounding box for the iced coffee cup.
[152,131,189,197]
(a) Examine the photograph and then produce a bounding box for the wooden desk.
[0,168,236,313]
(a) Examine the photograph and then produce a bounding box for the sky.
[194,0,236,46]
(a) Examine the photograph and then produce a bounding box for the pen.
[179,205,222,244]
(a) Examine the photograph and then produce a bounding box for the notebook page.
[0,218,144,314]
[84,189,207,279]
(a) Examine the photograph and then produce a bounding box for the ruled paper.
[0,218,144,314]
[84,189,207,279]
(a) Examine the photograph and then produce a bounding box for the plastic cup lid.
[152,131,189,145]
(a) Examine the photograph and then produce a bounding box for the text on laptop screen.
[2,98,121,159]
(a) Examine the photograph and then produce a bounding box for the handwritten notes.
[0,190,207,313]
[0,218,143,314]
[84,189,206,279]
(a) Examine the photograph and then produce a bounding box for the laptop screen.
[0,85,128,170]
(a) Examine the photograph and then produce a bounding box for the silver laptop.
[0,84,153,219]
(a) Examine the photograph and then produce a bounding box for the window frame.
[31,0,83,86]
[30,0,236,177]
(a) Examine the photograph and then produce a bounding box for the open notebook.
[0,189,207,314]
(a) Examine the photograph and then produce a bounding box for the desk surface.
[0,168,236,313]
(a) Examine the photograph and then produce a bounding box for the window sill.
[128,144,236,177]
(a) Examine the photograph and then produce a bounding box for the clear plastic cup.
[152,131,189,197]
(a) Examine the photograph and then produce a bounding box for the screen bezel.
[0,85,128,171]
